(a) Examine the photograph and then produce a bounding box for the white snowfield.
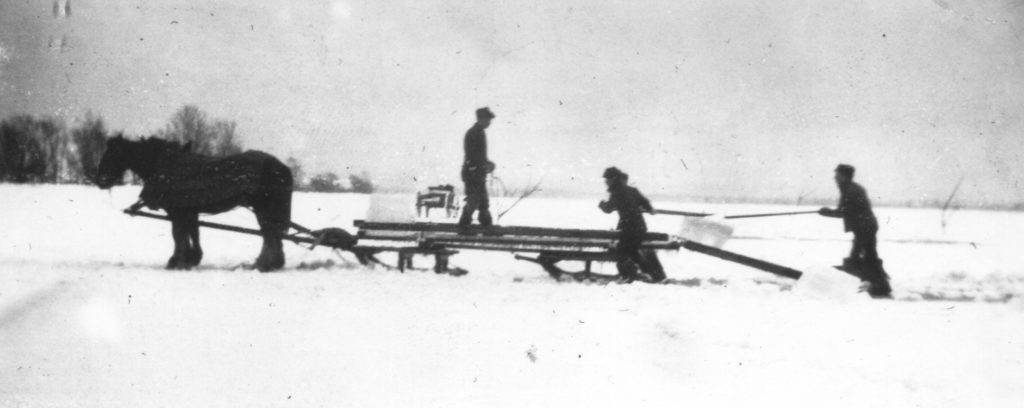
[1,184,1022,407]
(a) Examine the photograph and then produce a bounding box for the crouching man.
[819,164,892,298]
[599,167,666,283]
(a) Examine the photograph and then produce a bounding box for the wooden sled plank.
[680,240,803,280]
[353,220,670,241]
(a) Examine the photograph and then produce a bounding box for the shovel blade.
[678,216,734,248]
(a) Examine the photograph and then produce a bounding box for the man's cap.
[603,166,627,180]
[476,107,496,119]
[835,164,855,178]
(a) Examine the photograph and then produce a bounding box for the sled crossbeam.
[353,220,670,241]
[352,220,682,278]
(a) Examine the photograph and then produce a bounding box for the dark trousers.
[848,227,891,296]
[459,173,492,227]
[850,227,879,262]
[643,249,666,281]
[615,230,665,281]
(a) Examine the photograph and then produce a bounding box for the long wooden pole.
[723,210,819,220]
[652,209,712,217]
[654,209,819,219]
[124,209,324,247]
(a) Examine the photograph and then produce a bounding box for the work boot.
[633,272,661,284]
[859,258,892,298]
[615,260,639,284]
[478,210,493,227]
[645,270,666,283]
[639,250,666,283]
[841,257,864,278]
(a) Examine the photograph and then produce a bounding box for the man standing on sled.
[819,164,892,298]
[599,167,666,283]
[459,107,497,228]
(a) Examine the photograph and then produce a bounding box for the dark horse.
[95,135,293,272]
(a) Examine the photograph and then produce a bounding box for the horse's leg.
[252,233,275,272]
[184,212,203,267]
[250,208,275,272]
[166,211,189,270]
[252,194,290,272]
[254,220,286,272]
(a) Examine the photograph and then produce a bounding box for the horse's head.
[96,134,132,189]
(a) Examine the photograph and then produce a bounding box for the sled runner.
[513,251,663,283]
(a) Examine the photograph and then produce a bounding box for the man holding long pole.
[599,167,666,283]
[819,164,892,298]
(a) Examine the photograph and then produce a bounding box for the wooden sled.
[354,220,680,279]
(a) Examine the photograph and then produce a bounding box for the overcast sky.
[1,0,1022,205]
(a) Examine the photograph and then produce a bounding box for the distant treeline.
[283,156,374,194]
[0,105,374,193]
[0,112,105,184]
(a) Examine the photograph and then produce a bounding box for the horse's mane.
[139,136,186,152]
[120,136,196,161]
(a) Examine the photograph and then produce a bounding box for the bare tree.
[164,105,215,155]
[0,116,42,182]
[35,117,65,182]
[212,120,243,156]
[309,172,343,192]
[285,157,305,190]
[162,105,243,157]
[348,171,375,194]
[68,113,108,183]
[0,115,62,183]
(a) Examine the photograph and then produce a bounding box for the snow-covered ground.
[1,184,1023,407]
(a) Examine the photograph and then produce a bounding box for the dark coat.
[463,124,488,171]
[821,182,878,232]
[599,184,653,233]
